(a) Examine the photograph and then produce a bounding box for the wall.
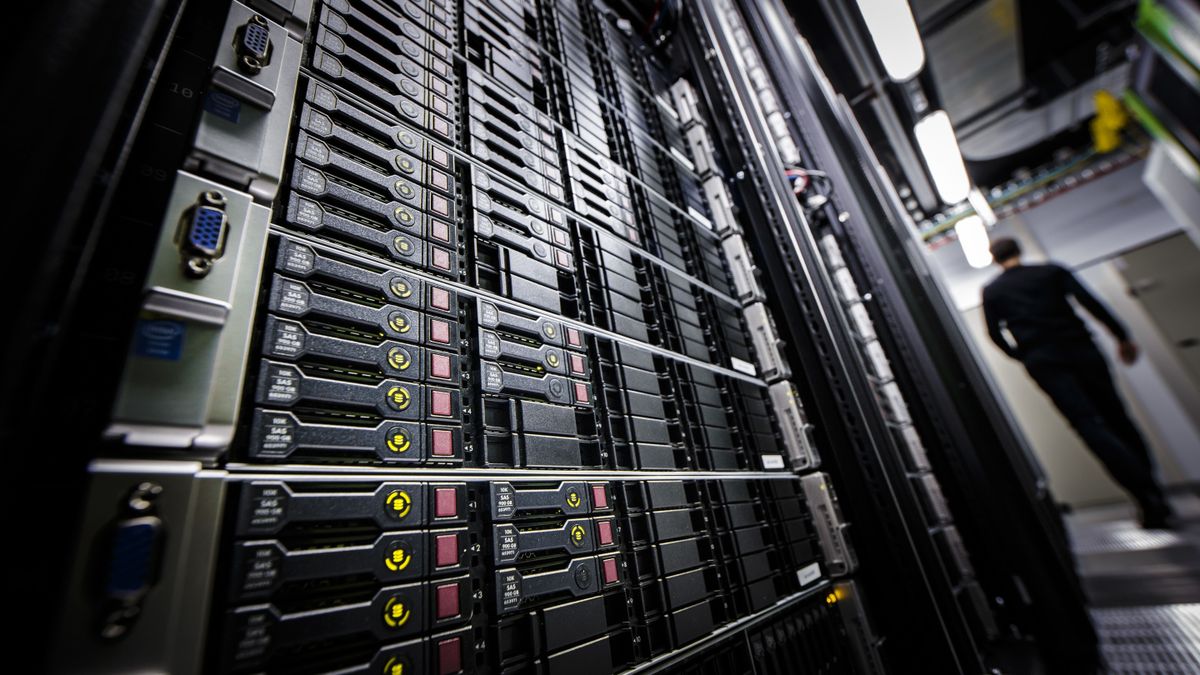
[924,159,1200,508]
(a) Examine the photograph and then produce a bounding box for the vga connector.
[233,14,272,74]
[176,191,229,278]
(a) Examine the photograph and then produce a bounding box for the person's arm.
[1060,265,1139,363]
[1060,265,1128,340]
[982,291,1020,359]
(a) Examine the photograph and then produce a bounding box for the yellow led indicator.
[387,428,412,454]
[385,545,412,572]
[383,657,406,675]
[387,347,412,371]
[825,587,847,605]
[394,206,414,224]
[393,235,413,254]
[565,490,581,508]
[394,180,415,198]
[542,322,557,338]
[385,489,413,519]
[389,312,412,334]
[396,156,415,173]
[387,386,412,411]
[570,524,586,547]
[383,595,412,628]
[546,352,560,368]
[390,277,413,298]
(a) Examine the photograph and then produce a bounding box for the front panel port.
[99,482,165,640]
[233,14,272,75]
[177,191,229,278]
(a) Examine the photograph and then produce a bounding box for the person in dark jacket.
[981,237,1174,528]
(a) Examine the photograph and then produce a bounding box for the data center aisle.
[1066,492,1200,673]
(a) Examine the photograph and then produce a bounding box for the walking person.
[981,237,1174,528]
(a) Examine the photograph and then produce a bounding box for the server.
[9,0,1092,673]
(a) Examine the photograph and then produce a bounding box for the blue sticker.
[204,90,241,123]
[133,320,186,360]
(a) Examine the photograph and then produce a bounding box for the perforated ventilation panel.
[1093,604,1200,674]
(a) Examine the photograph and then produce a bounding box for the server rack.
[698,1,1099,672]
[3,0,1092,673]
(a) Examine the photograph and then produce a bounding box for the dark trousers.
[1023,345,1167,514]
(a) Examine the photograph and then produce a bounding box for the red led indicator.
[602,557,619,584]
[591,484,609,510]
[431,428,455,456]
[435,533,459,567]
[597,520,614,546]
[431,354,452,380]
[431,390,453,417]
[432,248,452,271]
[434,487,458,518]
[436,582,459,619]
[430,287,451,311]
[430,319,451,344]
[438,637,461,674]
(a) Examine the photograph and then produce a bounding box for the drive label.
[479,301,499,328]
[280,242,316,275]
[797,562,822,587]
[258,414,296,454]
[301,136,330,165]
[293,197,323,229]
[276,280,309,314]
[268,319,305,358]
[498,569,523,611]
[761,454,785,469]
[483,363,504,392]
[231,609,273,663]
[239,544,282,594]
[495,524,519,563]
[312,82,337,110]
[297,165,327,195]
[265,366,299,404]
[303,108,333,136]
[244,484,289,533]
[492,483,515,519]
[480,331,501,359]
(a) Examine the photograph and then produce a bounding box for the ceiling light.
[967,188,996,225]
[955,215,992,269]
[914,111,971,204]
[855,0,926,82]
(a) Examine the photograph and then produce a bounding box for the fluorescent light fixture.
[914,111,971,204]
[967,188,996,225]
[855,0,926,81]
[955,215,992,269]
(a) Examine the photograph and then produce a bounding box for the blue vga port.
[234,14,272,74]
[177,191,228,278]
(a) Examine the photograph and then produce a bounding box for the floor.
[1066,492,1200,673]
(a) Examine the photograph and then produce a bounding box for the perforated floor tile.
[1092,604,1200,674]
[1071,522,1187,556]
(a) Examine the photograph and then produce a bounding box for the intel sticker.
[133,320,185,360]
[204,90,241,123]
